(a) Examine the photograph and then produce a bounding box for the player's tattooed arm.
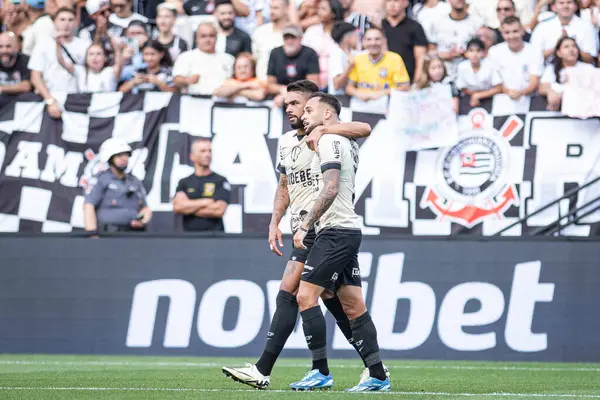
[270,173,290,228]
[301,169,340,230]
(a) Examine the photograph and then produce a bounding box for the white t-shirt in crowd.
[252,22,284,80]
[488,42,542,91]
[412,1,451,42]
[172,49,235,95]
[430,13,483,78]
[328,45,348,95]
[21,15,54,56]
[109,12,148,31]
[455,58,502,91]
[580,7,600,32]
[530,15,598,63]
[235,0,265,35]
[540,61,596,91]
[28,36,90,94]
[302,24,337,88]
[74,65,117,93]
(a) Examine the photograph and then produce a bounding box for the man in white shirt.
[488,16,542,102]
[108,0,148,36]
[28,7,89,119]
[469,0,531,29]
[252,0,288,80]
[173,22,235,95]
[21,0,55,56]
[530,0,598,64]
[429,0,482,79]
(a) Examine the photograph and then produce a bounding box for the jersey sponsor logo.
[288,168,313,187]
[203,183,216,197]
[420,109,521,228]
[357,82,391,90]
[331,272,339,281]
[352,267,360,277]
[332,141,341,159]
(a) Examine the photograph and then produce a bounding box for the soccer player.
[290,92,390,392]
[221,81,373,389]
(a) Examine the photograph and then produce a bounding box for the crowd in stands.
[0,0,599,114]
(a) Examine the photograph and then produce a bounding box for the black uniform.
[176,172,231,231]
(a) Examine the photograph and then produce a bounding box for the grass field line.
[0,387,599,397]
[1,360,599,372]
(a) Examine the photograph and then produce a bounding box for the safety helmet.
[98,138,132,163]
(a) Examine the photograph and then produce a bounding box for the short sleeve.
[393,55,410,85]
[266,49,277,77]
[527,49,543,77]
[306,48,321,75]
[27,40,46,72]
[491,63,502,86]
[318,135,343,172]
[413,22,428,47]
[214,179,231,203]
[455,61,469,90]
[276,137,286,174]
[84,175,107,207]
[172,52,189,77]
[176,178,187,194]
[541,65,556,84]
[348,63,358,85]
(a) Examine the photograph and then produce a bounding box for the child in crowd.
[119,40,175,93]
[413,54,459,113]
[456,38,502,107]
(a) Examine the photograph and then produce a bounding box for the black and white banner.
[0,93,599,236]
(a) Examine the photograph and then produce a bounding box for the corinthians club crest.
[420,109,521,228]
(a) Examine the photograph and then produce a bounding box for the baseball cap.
[86,0,110,15]
[282,24,303,38]
[25,0,45,9]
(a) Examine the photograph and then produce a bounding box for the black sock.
[323,297,368,368]
[301,306,329,376]
[255,290,298,376]
[350,312,386,381]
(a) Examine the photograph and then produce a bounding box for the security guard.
[83,138,152,236]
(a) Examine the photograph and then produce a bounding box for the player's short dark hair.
[466,38,485,51]
[308,92,342,116]
[53,7,76,19]
[286,80,320,94]
[501,15,521,26]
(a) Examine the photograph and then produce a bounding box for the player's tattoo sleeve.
[301,169,340,229]
[270,174,290,226]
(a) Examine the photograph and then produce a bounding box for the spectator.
[429,0,482,79]
[477,26,498,54]
[298,0,320,30]
[412,0,451,43]
[328,21,359,95]
[109,0,148,36]
[2,1,31,37]
[488,16,541,102]
[173,22,235,95]
[252,0,288,80]
[530,0,597,64]
[184,0,217,15]
[121,20,148,71]
[0,31,32,94]
[154,3,189,61]
[215,0,253,57]
[79,0,120,64]
[339,0,371,37]
[539,36,595,110]
[29,8,89,119]
[413,54,459,113]
[173,138,231,232]
[56,38,124,92]
[382,0,428,83]
[470,0,531,29]
[214,51,267,100]
[579,0,600,32]
[456,38,503,107]
[346,27,410,101]
[120,40,176,93]
[21,0,55,56]
[302,0,344,89]
[235,0,265,35]
[266,24,320,106]
[84,137,152,236]
[494,0,532,43]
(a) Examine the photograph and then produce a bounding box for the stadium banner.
[387,84,459,151]
[0,93,600,236]
[0,235,599,362]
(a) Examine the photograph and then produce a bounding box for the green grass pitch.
[0,355,599,399]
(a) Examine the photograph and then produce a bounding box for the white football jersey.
[277,130,319,232]
[310,134,362,233]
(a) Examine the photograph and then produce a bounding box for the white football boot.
[358,363,390,384]
[222,363,270,390]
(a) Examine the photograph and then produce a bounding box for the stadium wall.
[1,235,599,362]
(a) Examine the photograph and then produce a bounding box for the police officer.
[83,138,152,236]
[173,138,231,231]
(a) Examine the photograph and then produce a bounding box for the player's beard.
[289,115,303,129]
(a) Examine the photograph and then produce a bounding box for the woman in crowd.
[119,40,176,93]
[56,38,124,93]
[213,52,267,101]
[539,36,595,111]
[302,0,344,90]
[413,54,459,113]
